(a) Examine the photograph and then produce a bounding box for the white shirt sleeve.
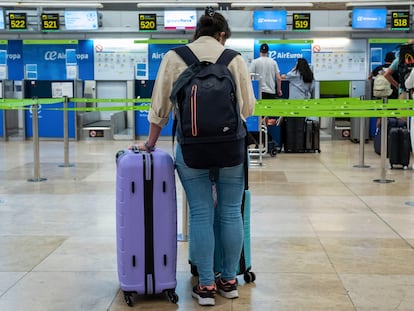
[404,69,414,90]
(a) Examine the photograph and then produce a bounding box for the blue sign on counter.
[135,103,173,136]
[25,101,76,138]
[0,110,4,137]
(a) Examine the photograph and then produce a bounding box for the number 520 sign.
[139,14,157,31]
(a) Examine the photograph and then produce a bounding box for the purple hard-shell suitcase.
[116,148,179,306]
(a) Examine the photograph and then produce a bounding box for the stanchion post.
[354,95,370,168]
[373,97,394,183]
[177,189,188,242]
[28,100,47,182]
[59,96,74,167]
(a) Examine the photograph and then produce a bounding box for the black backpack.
[169,46,246,170]
[398,44,414,91]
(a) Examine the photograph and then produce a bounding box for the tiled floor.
[1,136,414,311]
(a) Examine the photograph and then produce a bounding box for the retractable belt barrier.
[1,97,414,117]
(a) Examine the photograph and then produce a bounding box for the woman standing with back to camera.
[284,58,315,99]
[134,7,256,306]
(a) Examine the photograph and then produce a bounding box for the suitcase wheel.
[166,290,179,304]
[123,291,134,307]
[243,269,256,283]
[270,147,278,157]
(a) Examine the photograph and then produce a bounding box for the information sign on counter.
[391,11,410,31]
[8,12,27,30]
[292,13,310,31]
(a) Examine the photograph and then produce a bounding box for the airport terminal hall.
[2,0,414,310]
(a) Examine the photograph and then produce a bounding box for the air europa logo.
[44,51,66,61]
[7,54,21,60]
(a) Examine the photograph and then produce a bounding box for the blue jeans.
[175,144,244,286]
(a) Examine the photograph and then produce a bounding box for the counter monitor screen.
[253,10,287,31]
[352,8,387,29]
[64,10,98,30]
[164,10,196,30]
[0,9,4,30]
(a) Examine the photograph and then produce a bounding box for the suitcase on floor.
[305,119,321,153]
[388,127,411,169]
[115,148,179,306]
[212,183,256,283]
[267,123,282,155]
[284,117,305,153]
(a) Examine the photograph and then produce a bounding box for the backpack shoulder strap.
[216,49,240,66]
[173,45,199,66]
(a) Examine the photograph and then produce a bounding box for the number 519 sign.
[292,13,311,31]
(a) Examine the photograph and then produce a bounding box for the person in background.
[283,58,315,100]
[249,43,282,99]
[133,7,256,307]
[368,51,397,128]
[369,51,397,99]
[384,39,414,99]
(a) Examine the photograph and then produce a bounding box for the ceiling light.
[137,2,219,8]
[346,1,414,7]
[231,2,314,8]
[0,2,104,8]
[0,2,19,5]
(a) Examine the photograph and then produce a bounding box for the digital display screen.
[292,13,311,31]
[0,9,4,30]
[8,12,27,30]
[139,13,156,31]
[352,8,387,29]
[164,10,197,30]
[64,10,98,30]
[41,13,60,31]
[0,50,7,65]
[253,10,287,31]
[391,11,410,31]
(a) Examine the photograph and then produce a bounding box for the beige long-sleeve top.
[148,36,256,128]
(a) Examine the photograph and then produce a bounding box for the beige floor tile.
[0,236,66,271]
[0,271,118,311]
[320,237,414,274]
[251,237,335,273]
[340,274,414,311]
[33,237,117,272]
[0,272,26,295]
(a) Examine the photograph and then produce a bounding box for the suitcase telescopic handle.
[132,144,140,153]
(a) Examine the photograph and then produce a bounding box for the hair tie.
[205,6,215,17]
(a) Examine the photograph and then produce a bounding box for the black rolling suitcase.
[305,119,321,153]
[284,117,305,153]
[388,127,411,169]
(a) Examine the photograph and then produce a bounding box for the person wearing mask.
[133,7,256,307]
[249,43,283,99]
